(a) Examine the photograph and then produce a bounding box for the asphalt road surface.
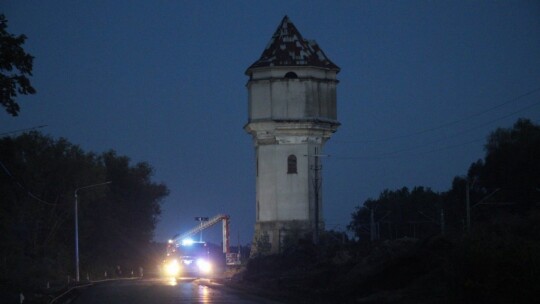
[70,277,283,304]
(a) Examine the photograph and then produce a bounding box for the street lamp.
[74,181,111,282]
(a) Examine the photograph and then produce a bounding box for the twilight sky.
[2,1,540,245]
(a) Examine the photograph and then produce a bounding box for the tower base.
[250,220,324,256]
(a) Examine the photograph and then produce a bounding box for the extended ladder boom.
[171,214,230,254]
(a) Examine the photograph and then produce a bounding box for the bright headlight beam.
[163,259,180,277]
[196,258,212,273]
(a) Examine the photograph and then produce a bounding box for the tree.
[0,14,36,116]
[349,187,443,241]
[349,119,540,241]
[479,119,540,209]
[447,119,540,217]
[0,132,102,287]
[0,132,168,288]
[88,151,169,268]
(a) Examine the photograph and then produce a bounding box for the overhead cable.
[0,160,57,206]
[0,125,48,137]
[338,86,540,143]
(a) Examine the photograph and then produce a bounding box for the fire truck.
[162,214,240,278]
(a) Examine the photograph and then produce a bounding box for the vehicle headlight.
[196,258,212,273]
[163,259,180,276]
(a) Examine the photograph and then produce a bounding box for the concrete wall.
[247,67,338,122]
[245,66,339,254]
[257,143,311,222]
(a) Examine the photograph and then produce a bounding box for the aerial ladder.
[167,214,241,266]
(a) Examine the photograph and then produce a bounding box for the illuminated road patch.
[71,278,283,303]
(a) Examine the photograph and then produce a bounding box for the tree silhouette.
[349,118,540,240]
[468,118,540,211]
[0,132,168,287]
[0,14,36,116]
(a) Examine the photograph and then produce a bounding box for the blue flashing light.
[182,238,194,246]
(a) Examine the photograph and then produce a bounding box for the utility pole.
[370,207,376,241]
[440,208,445,235]
[313,154,321,245]
[306,153,328,245]
[465,177,498,234]
[466,180,471,233]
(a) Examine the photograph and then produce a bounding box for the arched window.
[287,155,297,174]
[284,71,298,79]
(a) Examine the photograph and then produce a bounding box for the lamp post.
[74,181,111,282]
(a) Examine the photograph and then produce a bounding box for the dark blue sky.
[3,1,540,245]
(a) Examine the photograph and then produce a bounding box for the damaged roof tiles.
[248,16,340,71]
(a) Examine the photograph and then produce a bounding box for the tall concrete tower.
[245,16,340,254]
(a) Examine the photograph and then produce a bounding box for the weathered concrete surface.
[245,17,340,254]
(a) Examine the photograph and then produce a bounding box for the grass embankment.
[229,214,540,303]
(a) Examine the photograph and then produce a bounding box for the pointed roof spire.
[248,16,340,71]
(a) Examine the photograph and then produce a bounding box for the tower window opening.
[284,71,298,79]
[287,155,297,174]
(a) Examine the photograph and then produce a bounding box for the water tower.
[245,16,340,253]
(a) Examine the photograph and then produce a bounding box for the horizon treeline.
[0,132,169,288]
[348,118,540,241]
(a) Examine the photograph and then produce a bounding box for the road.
[70,277,283,304]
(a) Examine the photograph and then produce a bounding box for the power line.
[332,137,485,160]
[337,86,540,144]
[419,138,486,155]
[331,99,540,160]
[0,160,57,206]
[390,100,540,154]
[0,125,48,137]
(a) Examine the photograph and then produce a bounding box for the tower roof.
[248,16,340,71]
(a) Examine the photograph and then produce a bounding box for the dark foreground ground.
[2,213,539,304]
[223,232,540,304]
